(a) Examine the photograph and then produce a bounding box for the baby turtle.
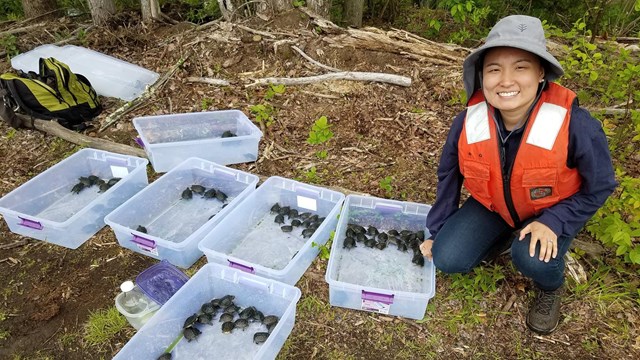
[365,238,377,248]
[98,182,110,193]
[278,206,290,217]
[107,177,121,186]
[262,315,279,327]
[156,353,172,360]
[288,209,299,219]
[270,203,281,214]
[201,302,217,315]
[356,233,367,243]
[375,241,387,250]
[397,241,408,252]
[181,188,193,200]
[291,219,302,227]
[221,130,237,138]
[388,229,399,236]
[190,184,206,195]
[71,182,85,194]
[308,214,319,222]
[345,228,356,238]
[412,252,425,266]
[215,190,228,202]
[343,236,356,249]
[302,228,315,238]
[416,230,425,241]
[197,313,214,325]
[183,326,201,342]
[252,310,265,323]
[266,322,277,333]
[183,313,198,329]
[281,225,293,233]
[274,214,285,224]
[367,226,379,236]
[221,321,235,333]
[239,306,256,320]
[78,176,92,187]
[349,223,366,234]
[219,313,234,323]
[377,232,388,241]
[299,212,312,219]
[253,332,269,344]
[234,318,249,331]
[224,304,241,314]
[87,175,100,185]
[220,295,235,307]
[136,225,148,233]
[203,188,217,199]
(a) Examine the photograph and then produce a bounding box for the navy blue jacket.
[426,98,617,240]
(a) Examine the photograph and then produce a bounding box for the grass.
[83,307,128,346]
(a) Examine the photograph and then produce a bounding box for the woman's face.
[482,47,544,122]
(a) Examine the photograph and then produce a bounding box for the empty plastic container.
[325,195,436,319]
[133,110,263,173]
[115,281,160,330]
[105,158,259,268]
[11,44,159,101]
[0,149,149,249]
[199,176,345,285]
[113,262,302,360]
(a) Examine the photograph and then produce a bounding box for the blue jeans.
[432,197,576,291]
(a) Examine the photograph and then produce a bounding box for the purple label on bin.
[228,260,255,274]
[131,235,156,250]
[18,217,43,230]
[375,203,402,214]
[134,137,145,148]
[361,290,394,304]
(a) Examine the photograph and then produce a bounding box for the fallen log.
[245,71,411,87]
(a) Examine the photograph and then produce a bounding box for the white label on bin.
[110,165,129,178]
[136,244,159,256]
[297,195,317,211]
[361,299,391,314]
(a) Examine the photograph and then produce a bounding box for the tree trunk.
[307,0,331,18]
[87,0,116,26]
[21,0,58,19]
[140,0,160,23]
[343,0,364,28]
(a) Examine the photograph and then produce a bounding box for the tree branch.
[245,71,411,87]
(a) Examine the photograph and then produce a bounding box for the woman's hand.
[420,239,434,260]
[519,221,557,262]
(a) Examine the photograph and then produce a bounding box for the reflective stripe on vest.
[458,82,582,227]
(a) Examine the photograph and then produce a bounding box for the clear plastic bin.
[11,44,159,101]
[0,149,149,249]
[105,158,259,268]
[199,176,345,285]
[113,262,302,360]
[325,195,436,319]
[133,110,263,173]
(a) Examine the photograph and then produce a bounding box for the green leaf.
[589,71,598,81]
[616,245,628,256]
[629,247,640,264]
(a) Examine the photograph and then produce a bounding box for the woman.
[419,15,617,334]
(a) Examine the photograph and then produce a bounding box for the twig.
[186,76,230,86]
[98,53,190,132]
[501,294,518,312]
[533,334,571,346]
[246,71,411,87]
[291,46,340,72]
[235,24,276,39]
[52,25,94,46]
[195,19,221,31]
[0,23,44,37]
[300,90,341,99]
[0,239,29,250]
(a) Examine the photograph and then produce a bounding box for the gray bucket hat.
[462,15,564,101]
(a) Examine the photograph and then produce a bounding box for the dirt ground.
[0,9,639,360]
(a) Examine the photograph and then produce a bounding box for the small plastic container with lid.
[115,280,160,330]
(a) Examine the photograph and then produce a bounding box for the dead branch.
[98,53,190,133]
[291,45,340,72]
[186,77,230,86]
[565,253,587,284]
[235,24,277,39]
[300,90,341,99]
[12,114,146,157]
[52,25,94,46]
[570,239,605,258]
[0,23,44,37]
[616,36,640,43]
[196,19,221,31]
[0,239,29,250]
[246,71,411,87]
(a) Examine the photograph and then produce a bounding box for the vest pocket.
[521,168,559,211]
[462,161,493,210]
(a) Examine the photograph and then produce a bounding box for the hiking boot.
[526,285,563,334]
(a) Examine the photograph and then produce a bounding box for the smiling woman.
[419,15,618,336]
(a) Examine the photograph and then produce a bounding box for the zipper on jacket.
[499,141,521,227]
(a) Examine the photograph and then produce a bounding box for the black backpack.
[0,57,102,130]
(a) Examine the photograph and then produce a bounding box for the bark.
[307,0,331,18]
[343,0,364,28]
[21,0,58,19]
[87,0,116,26]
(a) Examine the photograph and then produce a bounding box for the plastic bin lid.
[135,260,189,305]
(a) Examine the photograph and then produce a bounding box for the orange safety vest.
[458,82,582,227]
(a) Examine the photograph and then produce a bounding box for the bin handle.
[134,137,145,148]
[131,235,156,250]
[18,217,43,230]
[361,290,394,304]
[227,260,255,274]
